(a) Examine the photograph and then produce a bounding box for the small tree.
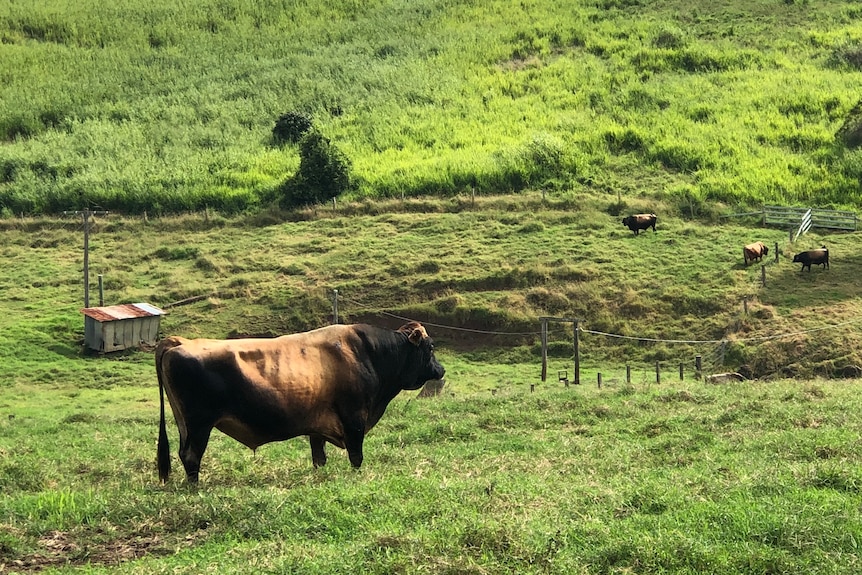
[280,131,352,208]
[272,111,313,145]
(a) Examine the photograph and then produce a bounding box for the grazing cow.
[792,246,829,272]
[743,241,769,266]
[156,322,445,483]
[621,213,657,235]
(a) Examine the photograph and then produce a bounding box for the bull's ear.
[408,326,426,346]
[398,322,428,346]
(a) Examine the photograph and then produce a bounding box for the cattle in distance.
[742,241,769,266]
[621,213,657,235]
[792,246,829,272]
[156,321,445,483]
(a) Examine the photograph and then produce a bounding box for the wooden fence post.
[626,364,631,384]
[656,361,661,384]
[597,373,602,389]
[679,363,684,381]
[332,289,339,324]
[695,355,702,380]
[574,319,580,386]
[761,265,766,287]
[541,318,550,383]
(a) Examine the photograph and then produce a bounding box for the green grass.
[2,0,862,214]
[1,376,861,573]
[2,191,862,572]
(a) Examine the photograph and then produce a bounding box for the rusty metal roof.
[81,302,166,322]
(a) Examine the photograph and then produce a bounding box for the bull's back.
[743,242,762,254]
[186,326,360,391]
[801,249,828,262]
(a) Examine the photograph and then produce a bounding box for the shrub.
[652,26,687,49]
[836,98,862,149]
[272,111,313,145]
[279,131,352,208]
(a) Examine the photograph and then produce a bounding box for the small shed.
[81,302,165,353]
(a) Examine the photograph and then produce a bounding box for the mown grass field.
[2,367,861,573]
[3,0,862,214]
[1,196,861,573]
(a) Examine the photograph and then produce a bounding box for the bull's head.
[397,322,445,389]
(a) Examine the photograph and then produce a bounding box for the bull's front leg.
[342,419,366,468]
[309,435,327,468]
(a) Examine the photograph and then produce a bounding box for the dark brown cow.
[621,213,657,235]
[743,241,769,266]
[792,246,829,272]
[156,322,445,483]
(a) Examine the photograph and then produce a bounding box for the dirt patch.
[2,530,170,573]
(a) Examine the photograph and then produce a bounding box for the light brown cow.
[743,241,769,266]
[156,322,445,483]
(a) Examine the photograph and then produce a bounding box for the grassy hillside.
[2,194,860,384]
[2,0,862,215]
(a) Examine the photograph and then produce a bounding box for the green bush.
[279,131,352,208]
[272,111,313,145]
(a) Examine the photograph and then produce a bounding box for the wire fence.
[333,290,862,383]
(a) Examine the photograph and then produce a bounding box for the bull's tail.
[156,337,182,484]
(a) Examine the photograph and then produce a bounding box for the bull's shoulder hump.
[277,324,362,346]
[156,335,192,356]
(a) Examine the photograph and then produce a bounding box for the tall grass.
[2,0,862,215]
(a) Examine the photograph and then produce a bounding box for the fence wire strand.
[338,294,548,336]
[334,292,862,345]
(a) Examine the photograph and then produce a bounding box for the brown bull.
[621,213,657,235]
[792,246,829,272]
[156,322,445,483]
[743,241,769,266]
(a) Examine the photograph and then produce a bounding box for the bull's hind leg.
[309,435,327,468]
[178,423,213,483]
